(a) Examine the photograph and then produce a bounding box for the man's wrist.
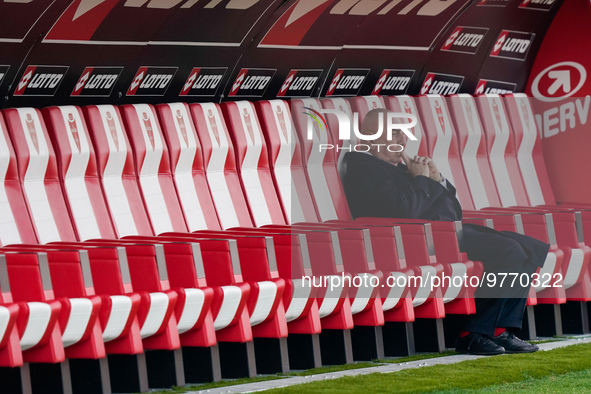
[430,172,442,182]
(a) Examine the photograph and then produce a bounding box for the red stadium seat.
[119,104,188,234]
[100,237,224,383]
[83,240,184,388]
[2,246,104,360]
[3,108,77,242]
[416,95,475,210]
[255,100,319,224]
[503,94,555,206]
[262,224,356,364]
[0,113,37,245]
[130,235,256,378]
[43,106,116,240]
[222,101,287,226]
[2,245,111,392]
[189,103,254,229]
[155,103,221,231]
[170,231,288,373]
[321,97,358,181]
[0,251,66,391]
[57,241,181,391]
[291,98,351,221]
[0,260,22,368]
[84,105,154,237]
[4,252,64,362]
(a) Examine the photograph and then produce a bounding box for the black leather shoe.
[492,331,539,354]
[456,333,505,355]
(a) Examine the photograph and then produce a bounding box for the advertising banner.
[526,0,591,203]
[0,0,575,109]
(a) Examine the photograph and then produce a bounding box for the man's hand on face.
[401,152,429,178]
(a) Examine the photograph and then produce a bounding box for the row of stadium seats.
[0,92,587,393]
[0,96,454,393]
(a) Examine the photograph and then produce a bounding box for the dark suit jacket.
[344,151,462,221]
[343,152,549,268]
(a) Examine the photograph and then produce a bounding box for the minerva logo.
[302,107,418,153]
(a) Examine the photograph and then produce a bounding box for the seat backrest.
[474,94,530,207]
[154,241,206,289]
[57,243,132,295]
[4,246,91,299]
[189,103,253,229]
[222,101,286,226]
[416,95,475,210]
[446,94,501,209]
[278,226,344,277]
[86,241,170,293]
[48,251,92,299]
[156,102,221,231]
[191,232,277,283]
[255,99,319,224]
[120,104,188,234]
[230,229,311,280]
[43,106,116,240]
[3,108,77,243]
[0,112,37,245]
[124,243,169,293]
[383,95,427,159]
[4,252,52,302]
[321,97,355,181]
[291,98,351,221]
[159,235,243,287]
[84,105,154,237]
[504,93,555,206]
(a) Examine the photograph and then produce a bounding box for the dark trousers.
[459,224,549,337]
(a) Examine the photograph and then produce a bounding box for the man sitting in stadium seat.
[343,109,548,355]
